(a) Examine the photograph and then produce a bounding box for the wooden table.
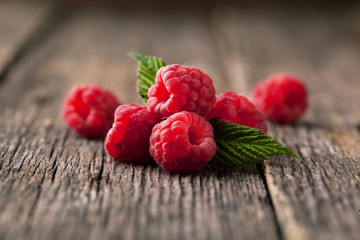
[0,1,359,239]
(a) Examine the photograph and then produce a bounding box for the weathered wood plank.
[212,5,360,240]
[0,7,279,240]
[0,1,50,81]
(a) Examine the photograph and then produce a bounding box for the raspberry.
[62,84,121,138]
[147,64,216,117]
[104,104,161,162]
[150,111,217,173]
[206,91,268,132]
[251,74,308,124]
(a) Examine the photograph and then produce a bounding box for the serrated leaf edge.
[209,119,298,168]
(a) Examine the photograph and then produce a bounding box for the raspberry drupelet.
[62,84,121,138]
[147,64,216,118]
[104,104,161,162]
[206,91,267,132]
[251,74,308,124]
[150,111,217,173]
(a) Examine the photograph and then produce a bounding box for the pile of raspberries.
[63,64,307,173]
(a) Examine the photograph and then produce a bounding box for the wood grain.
[212,5,360,240]
[0,6,279,240]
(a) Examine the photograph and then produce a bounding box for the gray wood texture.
[0,2,359,240]
[212,5,360,240]
[0,2,50,80]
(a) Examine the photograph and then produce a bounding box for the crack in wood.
[50,129,70,183]
[257,163,285,240]
[95,153,104,195]
[27,174,45,219]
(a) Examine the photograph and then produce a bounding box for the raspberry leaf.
[129,53,167,103]
[208,119,298,168]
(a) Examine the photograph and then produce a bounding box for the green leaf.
[208,119,298,168]
[129,53,167,103]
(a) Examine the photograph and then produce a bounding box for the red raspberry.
[147,64,216,117]
[206,91,268,132]
[62,84,121,138]
[150,111,217,173]
[104,104,161,162]
[251,74,308,124]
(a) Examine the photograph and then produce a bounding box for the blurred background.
[0,0,358,130]
[1,0,360,120]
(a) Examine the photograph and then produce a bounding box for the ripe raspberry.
[150,111,217,173]
[206,91,268,132]
[105,104,161,162]
[62,84,121,138]
[251,74,308,124]
[147,64,216,117]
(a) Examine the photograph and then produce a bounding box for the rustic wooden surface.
[0,1,359,240]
